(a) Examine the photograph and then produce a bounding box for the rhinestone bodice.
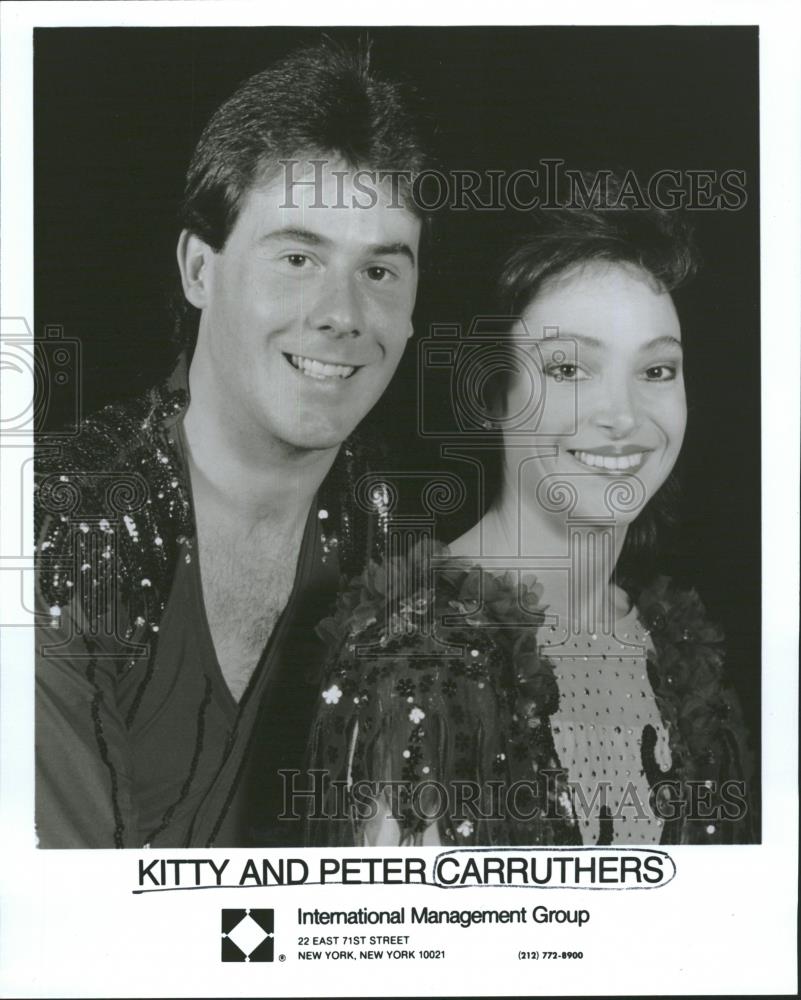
[541,608,672,844]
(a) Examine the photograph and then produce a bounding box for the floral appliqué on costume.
[307,549,755,847]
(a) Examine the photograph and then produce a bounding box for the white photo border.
[1,2,797,997]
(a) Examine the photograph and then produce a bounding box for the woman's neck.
[449,482,631,632]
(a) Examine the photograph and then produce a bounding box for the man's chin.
[272,420,355,456]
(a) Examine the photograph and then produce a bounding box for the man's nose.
[591,378,640,438]
[306,270,362,337]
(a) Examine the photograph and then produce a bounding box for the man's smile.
[284,352,361,380]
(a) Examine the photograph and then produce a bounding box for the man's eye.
[643,364,677,381]
[284,253,311,268]
[545,363,587,381]
[365,266,392,282]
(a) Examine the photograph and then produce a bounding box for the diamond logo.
[221,909,274,962]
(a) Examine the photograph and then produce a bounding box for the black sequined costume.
[35,357,376,848]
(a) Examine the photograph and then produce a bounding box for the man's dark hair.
[180,40,431,252]
[174,40,432,350]
[486,175,700,582]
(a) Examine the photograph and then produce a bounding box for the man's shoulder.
[35,375,193,619]
[36,371,191,518]
[36,379,186,476]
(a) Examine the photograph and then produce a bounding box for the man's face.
[191,159,421,452]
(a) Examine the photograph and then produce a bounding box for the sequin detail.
[542,613,671,844]
[35,358,381,847]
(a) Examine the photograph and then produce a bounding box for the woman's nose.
[590,379,639,438]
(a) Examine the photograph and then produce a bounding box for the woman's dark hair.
[174,39,433,349]
[490,174,700,583]
[498,180,698,314]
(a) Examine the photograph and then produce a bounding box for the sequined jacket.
[34,358,375,847]
[307,556,756,847]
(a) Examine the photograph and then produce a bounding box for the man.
[35,41,430,848]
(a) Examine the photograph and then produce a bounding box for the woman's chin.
[533,475,650,525]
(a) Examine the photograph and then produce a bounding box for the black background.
[35,27,761,804]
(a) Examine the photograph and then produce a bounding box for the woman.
[307,193,754,847]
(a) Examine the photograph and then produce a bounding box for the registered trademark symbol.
[279,954,286,962]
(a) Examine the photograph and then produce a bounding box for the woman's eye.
[643,364,677,381]
[545,363,587,381]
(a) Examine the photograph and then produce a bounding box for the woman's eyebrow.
[542,333,602,350]
[543,333,682,352]
[640,335,683,352]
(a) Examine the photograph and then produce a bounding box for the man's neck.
[182,384,338,528]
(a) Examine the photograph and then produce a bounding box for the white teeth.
[572,450,644,471]
[290,354,356,380]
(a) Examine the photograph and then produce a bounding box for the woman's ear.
[176,230,213,309]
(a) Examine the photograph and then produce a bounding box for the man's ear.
[176,230,214,309]
[407,320,415,340]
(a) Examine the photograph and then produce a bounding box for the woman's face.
[505,260,687,525]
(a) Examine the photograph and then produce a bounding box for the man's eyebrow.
[257,226,329,246]
[366,242,416,268]
[256,230,416,268]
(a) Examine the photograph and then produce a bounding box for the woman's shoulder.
[631,574,725,646]
[317,542,547,651]
[640,575,757,839]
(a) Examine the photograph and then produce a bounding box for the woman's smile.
[567,446,654,473]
